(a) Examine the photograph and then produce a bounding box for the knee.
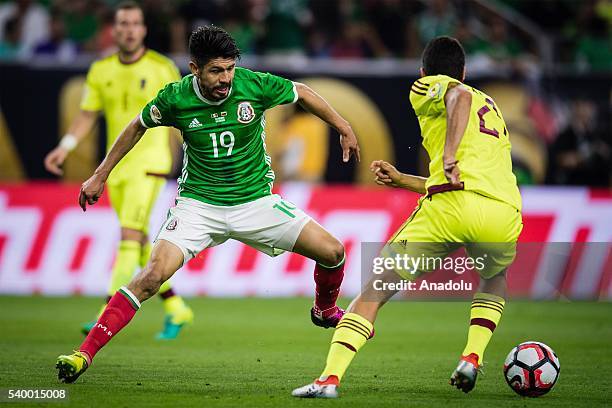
[320,240,345,267]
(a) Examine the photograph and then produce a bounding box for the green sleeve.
[260,72,298,110]
[140,83,176,128]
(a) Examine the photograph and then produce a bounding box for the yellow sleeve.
[409,75,460,117]
[80,62,103,112]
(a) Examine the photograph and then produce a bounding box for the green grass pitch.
[0,296,610,407]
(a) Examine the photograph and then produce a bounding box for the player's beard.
[200,80,232,101]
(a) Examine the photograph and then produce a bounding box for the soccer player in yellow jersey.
[293,36,523,398]
[44,1,193,340]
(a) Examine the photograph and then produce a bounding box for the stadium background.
[0,1,611,406]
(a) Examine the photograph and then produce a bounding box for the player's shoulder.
[463,83,492,101]
[410,77,432,98]
[410,74,466,106]
[231,68,272,97]
[413,74,461,95]
[234,67,265,82]
[144,75,185,113]
[88,53,118,73]
[421,74,459,85]
[160,74,190,97]
[94,52,118,65]
[236,67,289,82]
[85,54,120,84]
[143,49,177,69]
[409,75,442,106]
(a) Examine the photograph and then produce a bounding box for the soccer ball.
[503,341,560,397]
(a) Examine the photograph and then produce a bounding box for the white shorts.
[155,194,311,265]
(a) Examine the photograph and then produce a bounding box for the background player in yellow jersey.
[44,1,193,340]
[293,36,523,398]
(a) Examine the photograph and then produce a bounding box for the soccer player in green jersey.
[44,1,192,340]
[56,25,361,383]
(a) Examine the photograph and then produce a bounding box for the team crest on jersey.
[150,105,162,124]
[237,102,255,123]
[166,217,178,231]
[427,83,441,98]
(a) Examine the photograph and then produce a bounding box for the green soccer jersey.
[139,67,298,206]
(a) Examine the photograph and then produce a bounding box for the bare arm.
[370,160,427,194]
[78,116,147,211]
[66,109,99,139]
[44,110,99,175]
[442,84,472,186]
[396,173,427,194]
[294,82,360,162]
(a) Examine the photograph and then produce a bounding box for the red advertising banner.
[0,183,610,299]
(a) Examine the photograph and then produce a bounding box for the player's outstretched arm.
[44,110,99,176]
[294,82,360,163]
[78,116,147,211]
[370,160,427,194]
[443,84,472,186]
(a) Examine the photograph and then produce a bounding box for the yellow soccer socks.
[320,313,374,383]
[139,241,152,269]
[161,294,187,316]
[461,292,505,365]
[108,240,141,294]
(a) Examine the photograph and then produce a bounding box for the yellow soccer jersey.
[409,74,522,211]
[80,49,180,177]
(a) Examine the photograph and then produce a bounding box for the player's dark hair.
[422,36,465,81]
[115,0,141,12]
[189,25,241,68]
[114,1,143,19]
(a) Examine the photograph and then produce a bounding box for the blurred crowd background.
[1,0,611,68]
[0,0,610,187]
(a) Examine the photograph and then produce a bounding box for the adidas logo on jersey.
[189,118,202,128]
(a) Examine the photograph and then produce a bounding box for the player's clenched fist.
[370,160,401,187]
[443,159,461,187]
[79,174,105,211]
